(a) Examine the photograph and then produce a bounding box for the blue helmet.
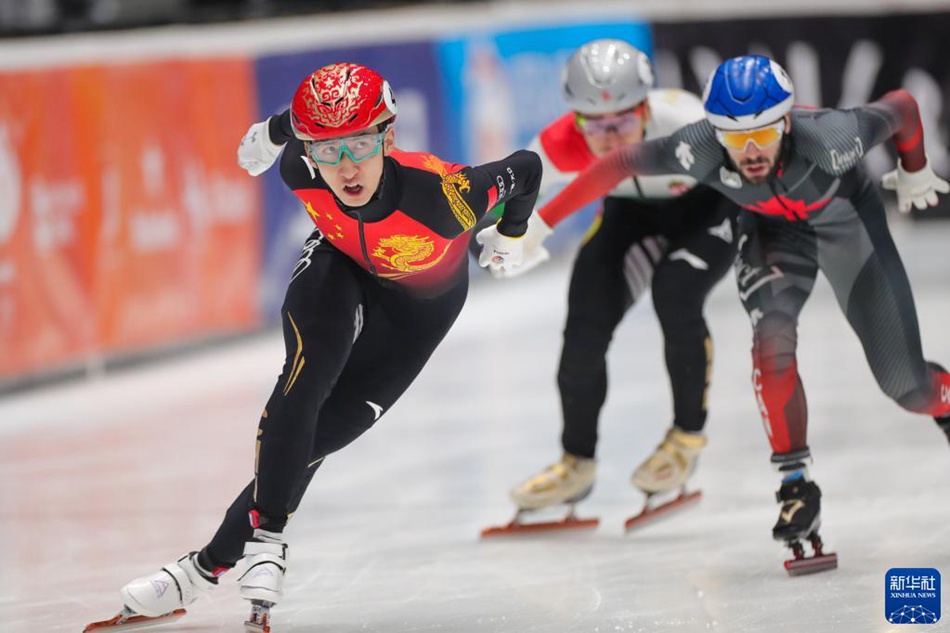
[702,55,794,130]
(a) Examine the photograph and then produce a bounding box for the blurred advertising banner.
[437,21,652,251]
[83,59,260,354]
[0,70,96,378]
[0,57,260,382]
[652,12,950,217]
[437,21,652,167]
[254,43,448,319]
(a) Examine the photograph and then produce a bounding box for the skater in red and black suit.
[86,62,542,632]
[525,55,950,573]
[473,40,739,534]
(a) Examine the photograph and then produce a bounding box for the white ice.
[2,217,949,633]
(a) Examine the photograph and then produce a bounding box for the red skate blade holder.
[624,489,702,532]
[83,608,187,632]
[785,552,838,576]
[480,509,599,537]
[245,600,273,633]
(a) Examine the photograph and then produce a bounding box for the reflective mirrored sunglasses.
[715,120,786,150]
[306,132,385,166]
[574,104,646,138]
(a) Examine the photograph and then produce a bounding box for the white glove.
[881,158,950,213]
[237,120,283,176]
[476,212,553,279]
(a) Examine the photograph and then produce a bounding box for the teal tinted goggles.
[306,132,385,166]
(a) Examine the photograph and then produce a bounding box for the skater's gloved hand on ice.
[881,158,950,213]
[238,120,283,176]
[477,212,552,279]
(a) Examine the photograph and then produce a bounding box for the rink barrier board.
[2,10,949,383]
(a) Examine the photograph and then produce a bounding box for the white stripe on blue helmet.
[702,56,794,131]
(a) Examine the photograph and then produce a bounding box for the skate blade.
[480,515,599,537]
[624,490,702,532]
[244,620,271,633]
[244,600,272,633]
[785,552,838,576]
[84,608,186,632]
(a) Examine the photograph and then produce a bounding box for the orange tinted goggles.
[715,120,785,150]
[574,103,646,137]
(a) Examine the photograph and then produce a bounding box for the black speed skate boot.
[773,478,837,576]
[772,478,821,541]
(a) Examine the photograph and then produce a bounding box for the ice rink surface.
[2,217,949,633]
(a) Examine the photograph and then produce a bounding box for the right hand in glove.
[484,211,553,279]
[237,120,283,177]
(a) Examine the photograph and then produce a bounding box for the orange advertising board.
[0,57,261,381]
[0,69,98,378]
[80,58,260,354]
[181,60,261,335]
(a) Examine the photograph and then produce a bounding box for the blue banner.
[253,42,449,319]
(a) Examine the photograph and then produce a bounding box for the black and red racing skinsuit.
[198,112,542,571]
[527,90,738,459]
[536,90,950,470]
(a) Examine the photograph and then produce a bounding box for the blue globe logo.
[888,605,939,624]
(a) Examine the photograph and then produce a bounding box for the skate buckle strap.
[655,435,700,469]
[527,457,577,488]
[163,554,216,605]
[656,440,685,459]
[650,431,706,468]
[243,541,287,566]
[667,429,708,450]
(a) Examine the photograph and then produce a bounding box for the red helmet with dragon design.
[290,63,398,141]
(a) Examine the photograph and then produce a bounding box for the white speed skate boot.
[625,428,707,532]
[239,529,288,632]
[84,552,216,631]
[482,453,598,536]
[121,551,217,616]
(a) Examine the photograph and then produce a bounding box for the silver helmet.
[561,39,654,115]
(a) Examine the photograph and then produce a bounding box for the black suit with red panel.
[198,126,541,571]
[537,91,950,470]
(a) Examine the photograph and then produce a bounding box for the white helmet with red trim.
[561,39,654,115]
